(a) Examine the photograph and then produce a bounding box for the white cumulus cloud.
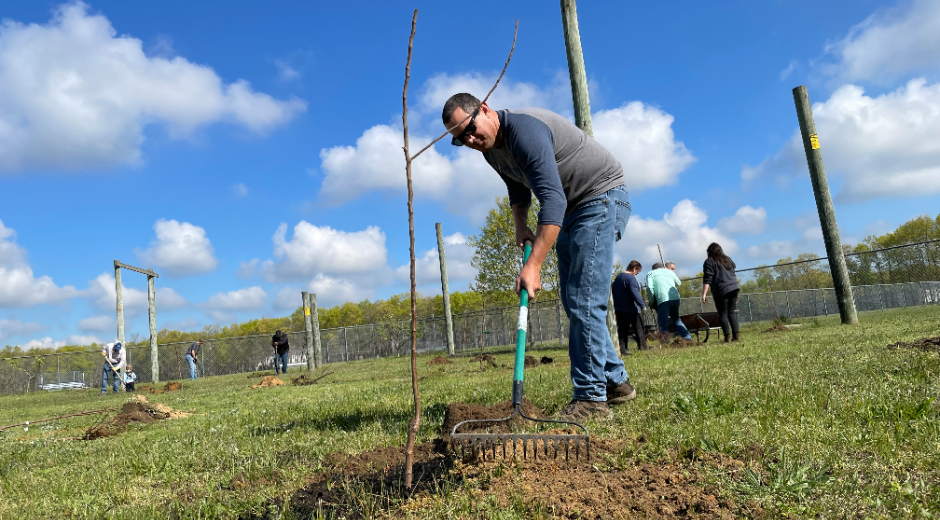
[718,206,767,235]
[395,232,477,291]
[23,334,103,350]
[0,2,306,172]
[0,219,79,308]
[0,319,45,341]
[88,273,188,315]
[77,314,115,333]
[262,222,387,282]
[822,0,940,84]
[202,286,267,323]
[742,79,940,202]
[136,219,218,277]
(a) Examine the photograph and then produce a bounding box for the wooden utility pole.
[561,0,619,347]
[302,292,315,370]
[114,261,124,348]
[435,223,456,355]
[792,86,858,325]
[307,292,323,368]
[147,275,158,382]
[114,261,160,381]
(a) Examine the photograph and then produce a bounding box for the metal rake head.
[449,407,590,462]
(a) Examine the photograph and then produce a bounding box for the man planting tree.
[442,94,636,421]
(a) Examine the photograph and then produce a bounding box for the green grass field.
[1,306,939,519]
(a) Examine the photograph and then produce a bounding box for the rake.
[451,241,590,462]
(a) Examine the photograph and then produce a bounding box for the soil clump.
[426,355,452,365]
[290,371,333,386]
[666,337,698,348]
[251,376,285,389]
[524,355,539,368]
[84,395,189,439]
[540,356,554,364]
[135,381,183,394]
[887,336,940,353]
[762,324,789,333]
[440,399,547,439]
[470,354,497,368]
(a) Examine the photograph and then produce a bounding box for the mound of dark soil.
[667,337,698,348]
[291,371,333,386]
[469,354,497,367]
[134,381,182,394]
[524,355,539,368]
[440,399,547,439]
[84,396,189,439]
[540,356,554,364]
[762,324,788,333]
[888,336,940,353]
[247,436,749,520]
[163,381,183,392]
[427,355,452,365]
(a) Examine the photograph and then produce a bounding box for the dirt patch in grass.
[427,355,452,365]
[251,376,285,389]
[440,399,547,439]
[888,336,940,353]
[665,337,699,348]
[469,354,498,368]
[250,434,749,520]
[524,355,539,368]
[136,381,183,394]
[84,396,189,439]
[290,371,334,386]
[540,356,554,364]
[762,324,789,333]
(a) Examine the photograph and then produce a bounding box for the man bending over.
[443,93,636,421]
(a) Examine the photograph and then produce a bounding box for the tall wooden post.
[792,86,858,325]
[435,223,456,355]
[114,260,125,347]
[148,275,159,383]
[302,292,314,370]
[309,293,323,368]
[561,0,619,347]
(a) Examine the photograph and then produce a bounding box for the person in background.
[702,242,742,342]
[100,342,126,395]
[611,260,647,355]
[272,330,290,375]
[666,261,677,271]
[186,339,203,380]
[646,263,692,341]
[123,364,138,392]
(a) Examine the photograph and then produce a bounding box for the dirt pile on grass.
[251,376,285,389]
[251,435,748,520]
[440,399,547,439]
[762,324,789,333]
[291,371,333,386]
[136,381,183,394]
[540,356,554,364]
[666,337,698,348]
[524,355,539,368]
[470,354,497,367]
[426,355,452,365]
[84,396,189,439]
[888,336,940,353]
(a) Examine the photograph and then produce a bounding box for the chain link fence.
[2,240,937,396]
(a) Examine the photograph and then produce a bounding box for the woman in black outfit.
[701,243,741,342]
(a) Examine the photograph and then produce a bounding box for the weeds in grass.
[737,448,830,499]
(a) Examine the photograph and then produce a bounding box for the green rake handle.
[511,241,533,406]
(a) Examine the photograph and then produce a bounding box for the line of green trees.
[4,210,938,359]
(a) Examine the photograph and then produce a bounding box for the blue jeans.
[657,300,691,340]
[274,352,288,374]
[557,185,630,401]
[100,363,121,393]
[186,354,198,380]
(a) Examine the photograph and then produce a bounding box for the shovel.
[450,241,590,461]
[102,353,127,391]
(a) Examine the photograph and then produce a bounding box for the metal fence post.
[746,294,752,323]
[343,327,349,362]
[785,291,792,320]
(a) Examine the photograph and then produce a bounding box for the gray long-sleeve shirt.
[483,108,625,226]
[101,345,126,371]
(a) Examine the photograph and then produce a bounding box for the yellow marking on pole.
[810,134,820,150]
[304,307,310,316]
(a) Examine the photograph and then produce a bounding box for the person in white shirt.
[100,342,126,395]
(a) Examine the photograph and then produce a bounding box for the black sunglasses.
[450,110,479,147]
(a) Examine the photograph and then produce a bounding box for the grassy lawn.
[1,306,939,519]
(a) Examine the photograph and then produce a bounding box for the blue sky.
[2,0,939,349]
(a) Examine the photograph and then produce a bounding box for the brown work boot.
[555,400,613,422]
[732,332,741,342]
[607,380,637,404]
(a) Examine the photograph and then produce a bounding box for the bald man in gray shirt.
[443,93,636,421]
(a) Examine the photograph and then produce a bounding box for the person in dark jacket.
[702,242,741,342]
[271,330,290,375]
[611,260,647,354]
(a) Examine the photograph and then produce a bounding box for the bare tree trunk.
[401,9,421,490]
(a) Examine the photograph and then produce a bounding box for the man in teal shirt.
[646,263,691,340]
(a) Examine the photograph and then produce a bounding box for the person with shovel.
[271,330,290,375]
[186,339,202,380]
[443,94,636,422]
[100,342,126,395]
